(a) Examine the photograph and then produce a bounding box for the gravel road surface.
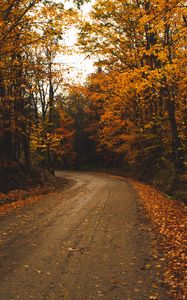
[0,171,169,300]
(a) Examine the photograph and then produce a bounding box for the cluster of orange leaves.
[129,180,186,299]
[0,187,50,216]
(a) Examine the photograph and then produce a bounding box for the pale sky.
[57,1,96,84]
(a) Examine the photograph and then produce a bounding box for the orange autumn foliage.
[76,0,187,174]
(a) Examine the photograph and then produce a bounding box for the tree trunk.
[23,136,31,169]
[0,71,14,167]
[46,59,54,174]
[166,93,185,174]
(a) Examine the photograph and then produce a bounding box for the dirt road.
[0,171,169,300]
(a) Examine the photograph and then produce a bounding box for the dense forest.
[0,0,186,196]
[0,2,186,298]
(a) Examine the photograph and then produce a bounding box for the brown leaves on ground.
[0,186,50,216]
[129,179,186,300]
[0,176,70,216]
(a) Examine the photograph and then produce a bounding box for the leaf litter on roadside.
[0,186,60,215]
[129,179,186,300]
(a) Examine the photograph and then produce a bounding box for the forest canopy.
[0,0,186,185]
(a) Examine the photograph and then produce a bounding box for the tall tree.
[77,0,186,174]
[0,0,88,169]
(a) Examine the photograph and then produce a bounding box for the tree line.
[64,0,186,179]
[0,0,84,171]
[0,0,186,182]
